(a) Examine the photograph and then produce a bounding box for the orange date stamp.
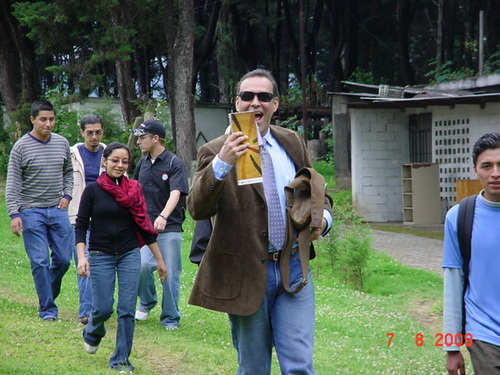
[385,333,474,346]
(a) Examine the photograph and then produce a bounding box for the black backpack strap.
[456,194,477,334]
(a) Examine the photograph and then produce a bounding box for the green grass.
[368,223,444,241]
[0,184,470,374]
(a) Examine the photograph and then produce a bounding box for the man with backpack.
[443,132,500,375]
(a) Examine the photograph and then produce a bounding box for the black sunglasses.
[238,91,275,102]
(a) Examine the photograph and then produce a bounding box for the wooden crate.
[456,179,483,203]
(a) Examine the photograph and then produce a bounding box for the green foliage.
[363,250,441,298]
[279,75,303,107]
[280,73,329,108]
[0,103,30,177]
[0,93,128,178]
[425,59,476,83]
[314,188,371,290]
[0,127,14,177]
[135,99,173,147]
[279,114,300,130]
[347,67,376,84]
[52,107,80,145]
[11,2,57,52]
[484,47,500,74]
[320,122,333,163]
[331,189,361,225]
[320,223,371,290]
[313,160,334,190]
[44,91,126,146]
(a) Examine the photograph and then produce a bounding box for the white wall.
[194,105,231,148]
[351,108,409,222]
[430,102,500,209]
[351,102,500,222]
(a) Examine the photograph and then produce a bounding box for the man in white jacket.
[68,114,105,324]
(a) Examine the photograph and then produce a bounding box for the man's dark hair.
[472,133,500,166]
[80,114,103,131]
[30,99,55,118]
[236,69,279,97]
[103,142,131,160]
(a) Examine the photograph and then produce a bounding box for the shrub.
[324,223,371,290]
[315,188,371,290]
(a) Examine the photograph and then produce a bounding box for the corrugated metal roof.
[348,92,500,108]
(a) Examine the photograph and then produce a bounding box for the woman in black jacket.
[75,142,167,373]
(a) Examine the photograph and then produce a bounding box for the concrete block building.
[331,74,500,223]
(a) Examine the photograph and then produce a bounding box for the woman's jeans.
[20,207,73,320]
[83,249,140,370]
[229,253,315,375]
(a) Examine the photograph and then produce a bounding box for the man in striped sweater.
[5,99,74,321]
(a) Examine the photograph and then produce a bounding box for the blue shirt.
[78,144,103,184]
[443,194,500,346]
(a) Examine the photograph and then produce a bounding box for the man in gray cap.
[131,120,189,330]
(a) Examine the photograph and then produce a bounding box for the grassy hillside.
[0,181,466,374]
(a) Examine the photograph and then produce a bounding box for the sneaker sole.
[84,342,98,354]
[134,311,149,321]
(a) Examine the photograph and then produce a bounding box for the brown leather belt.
[267,251,282,261]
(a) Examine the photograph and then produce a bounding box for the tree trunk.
[0,1,39,115]
[193,0,221,94]
[397,0,415,85]
[283,0,301,82]
[344,0,359,78]
[115,58,139,126]
[164,0,197,172]
[0,18,21,112]
[111,1,140,126]
[325,0,345,91]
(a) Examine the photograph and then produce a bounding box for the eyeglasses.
[106,158,129,166]
[238,91,275,102]
[84,130,103,137]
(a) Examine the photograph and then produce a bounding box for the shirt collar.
[147,147,168,161]
[262,129,277,148]
[478,190,500,208]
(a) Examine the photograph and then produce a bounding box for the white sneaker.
[164,324,179,330]
[135,310,149,321]
[84,341,98,354]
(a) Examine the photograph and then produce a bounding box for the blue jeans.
[20,207,73,320]
[137,231,182,327]
[83,249,140,371]
[73,227,92,318]
[229,253,315,375]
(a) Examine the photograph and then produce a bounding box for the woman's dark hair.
[103,142,131,160]
[472,133,500,166]
[80,114,103,130]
